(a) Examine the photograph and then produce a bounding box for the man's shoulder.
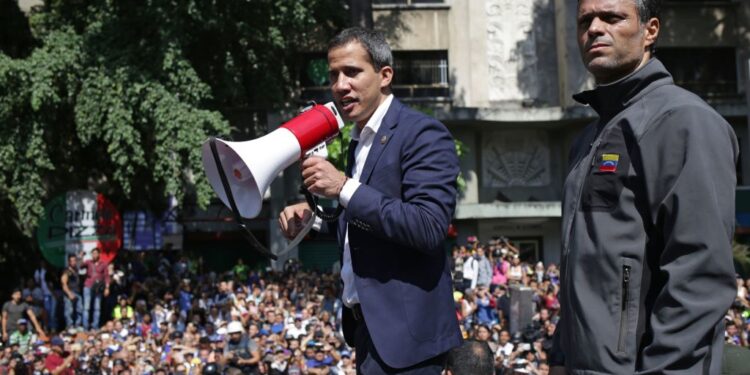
[644,83,722,121]
[393,99,448,131]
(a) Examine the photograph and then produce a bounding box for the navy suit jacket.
[335,98,462,368]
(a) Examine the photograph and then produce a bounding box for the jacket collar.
[573,58,674,120]
[357,97,402,183]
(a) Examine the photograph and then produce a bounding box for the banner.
[36,191,122,268]
[122,198,183,251]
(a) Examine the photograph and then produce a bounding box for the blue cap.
[259,329,269,336]
[50,336,65,347]
[341,350,351,358]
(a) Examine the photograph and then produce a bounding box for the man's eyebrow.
[578,10,628,20]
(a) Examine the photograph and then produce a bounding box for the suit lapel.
[358,99,402,184]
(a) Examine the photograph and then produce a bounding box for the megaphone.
[201,102,344,219]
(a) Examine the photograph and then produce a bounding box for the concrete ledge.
[436,106,597,123]
[455,201,562,219]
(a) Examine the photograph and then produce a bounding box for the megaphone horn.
[201,102,344,220]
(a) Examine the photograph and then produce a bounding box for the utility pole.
[350,0,374,29]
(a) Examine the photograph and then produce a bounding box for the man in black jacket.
[554,0,738,373]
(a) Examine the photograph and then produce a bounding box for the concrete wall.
[375,0,560,108]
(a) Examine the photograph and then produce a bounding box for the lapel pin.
[381,135,388,145]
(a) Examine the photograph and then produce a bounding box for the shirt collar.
[572,58,673,120]
[351,94,394,141]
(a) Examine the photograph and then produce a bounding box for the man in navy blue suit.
[279,28,462,374]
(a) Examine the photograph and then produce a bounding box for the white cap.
[227,321,244,334]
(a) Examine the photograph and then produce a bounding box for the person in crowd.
[475,246,493,289]
[44,336,78,375]
[61,253,83,330]
[462,247,479,290]
[555,0,738,373]
[444,340,494,375]
[223,320,261,374]
[82,248,110,331]
[113,295,134,321]
[2,288,45,342]
[34,260,58,333]
[8,319,35,354]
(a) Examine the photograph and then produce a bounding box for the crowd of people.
[2,235,749,374]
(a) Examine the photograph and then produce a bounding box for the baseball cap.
[50,336,65,347]
[341,350,351,358]
[17,318,28,325]
[227,321,244,334]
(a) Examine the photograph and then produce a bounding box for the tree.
[0,0,347,284]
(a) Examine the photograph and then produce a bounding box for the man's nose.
[587,17,606,36]
[331,73,350,92]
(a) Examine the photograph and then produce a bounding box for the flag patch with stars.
[598,153,619,173]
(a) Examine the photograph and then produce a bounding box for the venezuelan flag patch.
[598,153,619,173]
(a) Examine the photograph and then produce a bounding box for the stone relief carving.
[482,130,550,187]
[486,0,540,102]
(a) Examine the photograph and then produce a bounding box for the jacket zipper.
[617,264,631,353]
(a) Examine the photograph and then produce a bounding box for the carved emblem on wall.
[482,130,550,187]
[486,0,540,102]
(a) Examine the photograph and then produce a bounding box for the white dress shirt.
[337,94,394,308]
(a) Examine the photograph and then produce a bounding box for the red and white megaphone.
[201,102,344,219]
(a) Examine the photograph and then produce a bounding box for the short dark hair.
[634,0,662,24]
[577,0,662,23]
[328,27,393,71]
[445,340,494,375]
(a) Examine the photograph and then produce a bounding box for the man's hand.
[279,203,313,239]
[68,292,76,300]
[301,157,347,199]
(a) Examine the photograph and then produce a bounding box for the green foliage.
[0,0,346,238]
[734,241,750,278]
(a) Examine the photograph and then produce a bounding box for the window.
[657,47,737,99]
[392,51,450,101]
[298,50,450,102]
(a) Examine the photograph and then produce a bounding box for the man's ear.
[380,65,394,89]
[644,17,660,51]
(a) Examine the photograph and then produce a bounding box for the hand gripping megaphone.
[202,102,345,259]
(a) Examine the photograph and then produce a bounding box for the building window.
[299,50,450,103]
[657,47,737,99]
[392,51,450,101]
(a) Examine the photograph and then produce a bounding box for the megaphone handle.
[301,187,344,222]
[209,137,279,260]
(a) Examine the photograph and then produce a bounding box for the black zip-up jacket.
[555,58,738,374]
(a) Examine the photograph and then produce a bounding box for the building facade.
[335,0,750,266]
